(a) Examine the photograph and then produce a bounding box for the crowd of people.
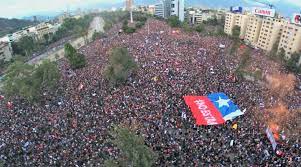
[0,18,300,166]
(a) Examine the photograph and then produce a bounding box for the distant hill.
[22,15,55,22]
[0,18,37,37]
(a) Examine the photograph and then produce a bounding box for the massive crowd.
[0,18,300,166]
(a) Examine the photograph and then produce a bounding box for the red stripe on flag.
[184,96,225,125]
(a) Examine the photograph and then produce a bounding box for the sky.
[0,0,123,18]
[0,0,301,18]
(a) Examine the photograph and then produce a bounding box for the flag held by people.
[183,93,244,125]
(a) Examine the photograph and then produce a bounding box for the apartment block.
[224,12,236,35]
[244,16,263,45]
[171,0,185,22]
[188,10,216,25]
[257,18,284,51]
[278,22,301,58]
[224,12,249,39]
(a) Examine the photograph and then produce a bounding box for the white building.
[171,0,185,22]
[35,22,57,40]
[188,10,217,25]
[155,3,165,18]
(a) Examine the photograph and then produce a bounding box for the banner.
[230,6,243,13]
[184,93,244,125]
[252,7,275,17]
[292,13,301,25]
[266,127,277,151]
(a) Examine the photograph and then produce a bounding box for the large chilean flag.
[184,93,244,125]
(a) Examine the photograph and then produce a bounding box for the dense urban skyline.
[1,0,301,18]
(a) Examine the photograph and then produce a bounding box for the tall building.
[257,18,284,51]
[171,0,185,22]
[244,16,263,45]
[155,3,165,18]
[224,12,250,39]
[278,22,301,58]
[125,0,133,11]
[154,0,171,19]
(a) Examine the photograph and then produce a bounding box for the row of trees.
[122,12,148,34]
[11,15,93,59]
[2,60,60,101]
[101,11,128,32]
[2,43,87,102]
[105,47,137,86]
[52,15,93,42]
[64,43,86,69]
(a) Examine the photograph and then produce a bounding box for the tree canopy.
[104,47,137,85]
[64,43,86,69]
[285,52,301,73]
[12,36,37,57]
[167,16,181,28]
[2,60,60,101]
[232,25,241,39]
[195,23,205,33]
[105,126,157,167]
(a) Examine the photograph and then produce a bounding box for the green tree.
[167,16,181,27]
[204,16,218,26]
[182,22,192,32]
[12,36,36,56]
[269,41,279,58]
[2,60,60,101]
[105,126,157,167]
[232,25,241,39]
[92,31,106,40]
[64,43,86,69]
[285,52,301,73]
[34,60,60,90]
[104,47,137,85]
[230,41,240,55]
[2,61,36,100]
[277,48,286,61]
[124,27,136,34]
[43,33,50,44]
[195,24,205,33]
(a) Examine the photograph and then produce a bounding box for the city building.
[224,7,301,60]
[256,18,284,51]
[278,22,301,58]
[188,9,226,25]
[35,22,57,40]
[224,12,250,39]
[244,16,263,45]
[155,3,165,18]
[147,5,156,15]
[0,42,12,62]
[171,0,185,22]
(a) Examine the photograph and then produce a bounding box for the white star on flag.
[216,97,230,108]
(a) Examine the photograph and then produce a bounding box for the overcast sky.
[1,0,301,18]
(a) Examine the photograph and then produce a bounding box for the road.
[28,16,105,65]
